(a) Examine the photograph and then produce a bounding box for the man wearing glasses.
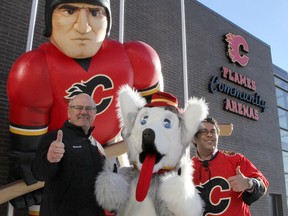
[32,93,106,216]
[192,117,269,216]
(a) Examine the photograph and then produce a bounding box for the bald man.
[32,93,106,216]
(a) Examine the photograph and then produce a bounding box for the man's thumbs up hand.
[56,129,63,142]
[47,130,65,163]
[235,166,242,175]
[228,166,250,192]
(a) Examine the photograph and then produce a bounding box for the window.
[275,76,288,92]
[270,194,283,216]
[278,108,288,129]
[276,88,288,108]
[280,129,288,152]
[283,152,288,173]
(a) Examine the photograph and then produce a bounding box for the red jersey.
[192,150,269,216]
[7,39,161,145]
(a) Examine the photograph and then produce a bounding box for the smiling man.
[191,117,269,216]
[32,93,106,216]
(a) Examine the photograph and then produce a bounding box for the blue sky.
[197,0,288,72]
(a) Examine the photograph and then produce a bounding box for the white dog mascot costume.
[95,85,208,216]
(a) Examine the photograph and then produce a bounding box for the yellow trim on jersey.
[139,83,160,97]
[28,210,40,216]
[9,125,48,136]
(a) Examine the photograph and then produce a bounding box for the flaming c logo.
[64,74,114,115]
[225,33,249,66]
[196,177,231,215]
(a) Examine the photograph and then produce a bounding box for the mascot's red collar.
[133,162,176,175]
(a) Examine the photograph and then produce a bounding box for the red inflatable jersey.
[7,39,162,145]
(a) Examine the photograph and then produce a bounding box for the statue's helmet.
[44,0,111,37]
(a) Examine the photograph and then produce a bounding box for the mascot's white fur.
[95,85,208,216]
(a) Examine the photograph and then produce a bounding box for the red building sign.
[208,33,267,121]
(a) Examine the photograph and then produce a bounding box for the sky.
[197,0,288,72]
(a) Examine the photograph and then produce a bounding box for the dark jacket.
[32,121,105,216]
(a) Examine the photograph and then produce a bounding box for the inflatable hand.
[8,150,42,208]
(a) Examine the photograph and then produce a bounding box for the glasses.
[197,129,217,136]
[70,105,96,111]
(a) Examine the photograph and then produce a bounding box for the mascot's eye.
[140,116,148,125]
[163,119,171,128]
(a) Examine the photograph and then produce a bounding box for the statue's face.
[50,3,107,59]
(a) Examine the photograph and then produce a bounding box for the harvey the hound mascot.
[95,85,208,216]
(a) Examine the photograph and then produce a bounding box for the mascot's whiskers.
[95,85,208,216]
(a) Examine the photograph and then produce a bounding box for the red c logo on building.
[225,33,249,66]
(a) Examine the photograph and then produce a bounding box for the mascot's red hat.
[145,92,182,113]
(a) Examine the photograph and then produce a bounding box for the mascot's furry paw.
[95,159,129,211]
[95,85,208,216]
[159,159,203,216]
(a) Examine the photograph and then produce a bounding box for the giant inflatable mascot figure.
[7,0,162,213]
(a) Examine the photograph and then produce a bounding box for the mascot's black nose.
[142,128,156,153]
[140,128,163,164]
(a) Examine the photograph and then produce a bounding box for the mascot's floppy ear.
[117,85,147,138]
[182,97,209,145]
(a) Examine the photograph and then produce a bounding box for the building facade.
[0,0,287,215]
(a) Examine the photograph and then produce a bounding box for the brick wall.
[0,0,287,215]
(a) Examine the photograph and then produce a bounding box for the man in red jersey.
[7,0,162,211]
[192,117,269,216]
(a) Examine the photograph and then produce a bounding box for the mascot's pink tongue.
[136,154,156,202]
